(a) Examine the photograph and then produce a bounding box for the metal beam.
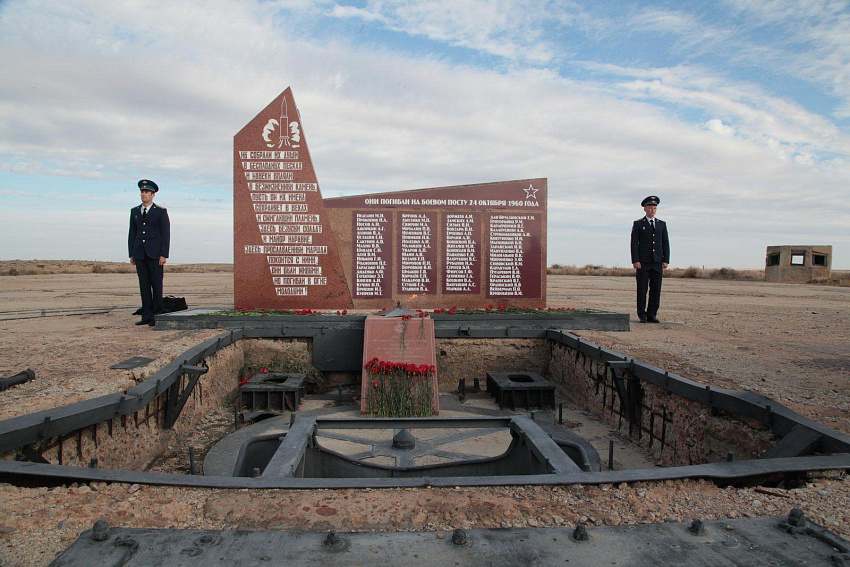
[764,425,823,459]
[164,365,209,429]
[315,417,512,430]
[0,454,847,489]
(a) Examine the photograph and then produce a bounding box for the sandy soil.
[550,276,850,435]
[0,273,230,420]
[0,273,848,566]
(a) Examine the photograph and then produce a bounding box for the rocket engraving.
[279,97,290,148]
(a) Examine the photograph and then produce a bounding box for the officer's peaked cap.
[138,179,159,192]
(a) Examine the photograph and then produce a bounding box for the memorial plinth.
[361,315,439,415]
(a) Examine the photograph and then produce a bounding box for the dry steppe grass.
[3,260,846,285]
[0,259,233,276]
[547,263,850,285]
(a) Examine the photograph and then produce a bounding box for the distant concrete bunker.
[765,245,832,283]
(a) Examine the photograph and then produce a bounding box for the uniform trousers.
[135,257,164,322]
[636,263,663,319]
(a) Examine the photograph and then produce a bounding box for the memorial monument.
[234,88,547,309]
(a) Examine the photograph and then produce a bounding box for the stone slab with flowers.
[361,310,438,416]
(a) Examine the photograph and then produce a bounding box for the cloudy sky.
[1,0,848,268]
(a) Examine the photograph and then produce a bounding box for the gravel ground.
[0,272,848,566]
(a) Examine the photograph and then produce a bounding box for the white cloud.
[330,5,386,23]
[627,2,850,119]
[629,7,735,50]
[705,118,734,136]
[582,62,850,162]
[328,0,586,64]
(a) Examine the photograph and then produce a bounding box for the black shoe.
[647,317,660,323]
[135,319,150,326]
[638,317,647,323]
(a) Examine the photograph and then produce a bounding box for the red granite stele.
[360,315,439,415]
[233,88,353,309]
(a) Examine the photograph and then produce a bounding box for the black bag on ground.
[162,296,188,313]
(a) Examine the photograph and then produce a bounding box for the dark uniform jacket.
[128,203,170,260]
[631,217,669,265]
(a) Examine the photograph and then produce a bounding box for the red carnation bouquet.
[364,357,435,417]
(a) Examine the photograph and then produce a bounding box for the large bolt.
[322,529,349,552]
[573,525,589,541]
[787,508,806,527]
[392,429,415,450]
[91,520,109,542]
[688,519,705,535]
[195,534,220,547]
[451,529,468,546]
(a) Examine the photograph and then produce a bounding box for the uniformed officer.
[630,195,669,323]
[128,179,170,326]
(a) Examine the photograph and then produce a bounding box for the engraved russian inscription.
[486,213,542,298]
[398,212,437,295]
[353,211,392,298]
[323,179,547,308]
[443,213,480,294]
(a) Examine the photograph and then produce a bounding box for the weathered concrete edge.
[156,310,631,332]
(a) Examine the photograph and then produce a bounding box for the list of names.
[487,214,538,297]
[442,213,480,294]
[398,212,437,294]
[353,211,392,298]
